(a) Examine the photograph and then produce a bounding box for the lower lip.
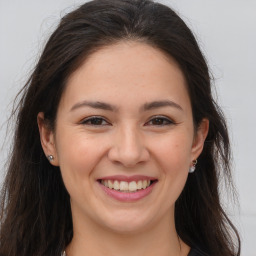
[98,182,157,202]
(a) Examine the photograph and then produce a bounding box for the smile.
[97,175,158,202]
[100,179,152,192]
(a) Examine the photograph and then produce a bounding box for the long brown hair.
[0,0,240,255]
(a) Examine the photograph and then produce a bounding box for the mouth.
[98,179,158,193]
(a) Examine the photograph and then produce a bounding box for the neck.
[66,208,190,256]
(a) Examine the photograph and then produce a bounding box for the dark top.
[188,246,209,256]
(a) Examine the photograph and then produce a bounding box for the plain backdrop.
[0,0,255,255]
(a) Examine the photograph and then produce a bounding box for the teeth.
[113,180,119,190]
[142,180,147,189]
[101,179,152,192]
[129,181,137,192]
[120,181,128,191]
[108,180,114,189]
[137,180,142,189]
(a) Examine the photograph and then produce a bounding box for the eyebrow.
[70,99,183,112]
[142,100,183,111]
[70,101,118,112]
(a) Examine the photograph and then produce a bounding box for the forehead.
[60,41,190,111]
[68,41,184,85]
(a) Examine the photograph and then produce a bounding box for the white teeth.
[142,180,147,189]
[137,180,142,189]
[101,179,152,192]
[108,180,114,189]
[113,180,120,190]
[129,181,137,192]
[120,181,128,191]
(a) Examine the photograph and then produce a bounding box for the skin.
[38,41,209,256]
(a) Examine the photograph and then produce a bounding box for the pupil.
[92,118,102,125]
[153,118,163,125]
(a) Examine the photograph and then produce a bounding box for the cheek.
[154,136,191,204]
[145,134,191,215]
[151,133,192,174]
[55,129,104,187]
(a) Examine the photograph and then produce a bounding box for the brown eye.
[146,116,174,126]
[81,117,109,126]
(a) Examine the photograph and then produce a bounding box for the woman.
[0,0,240,255]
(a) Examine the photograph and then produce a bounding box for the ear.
[191,118,209,161]
[37,112,59,166]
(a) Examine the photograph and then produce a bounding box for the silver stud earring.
[189,159,197,173]
[47,155,54,162]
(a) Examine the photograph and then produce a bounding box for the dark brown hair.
[0,0,240,255]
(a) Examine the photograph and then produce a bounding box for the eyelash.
[80,116,175,127]
[145,116,175,126]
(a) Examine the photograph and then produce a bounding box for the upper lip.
[98,175,158,182]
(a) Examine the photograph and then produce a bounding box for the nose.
[108,125,150,168]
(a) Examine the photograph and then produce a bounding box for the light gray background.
[0,0,255,255]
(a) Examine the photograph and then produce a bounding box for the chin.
[99,210,157,235]
[105,221,150,235]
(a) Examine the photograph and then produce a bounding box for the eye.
[145,116,175,126]
[80,116,110,126]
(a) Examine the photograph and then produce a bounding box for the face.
[39,41,208,234]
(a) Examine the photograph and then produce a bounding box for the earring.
[189,159,197,173]
[47,155,54,162]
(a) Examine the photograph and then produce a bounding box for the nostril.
[107,137,150,167]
